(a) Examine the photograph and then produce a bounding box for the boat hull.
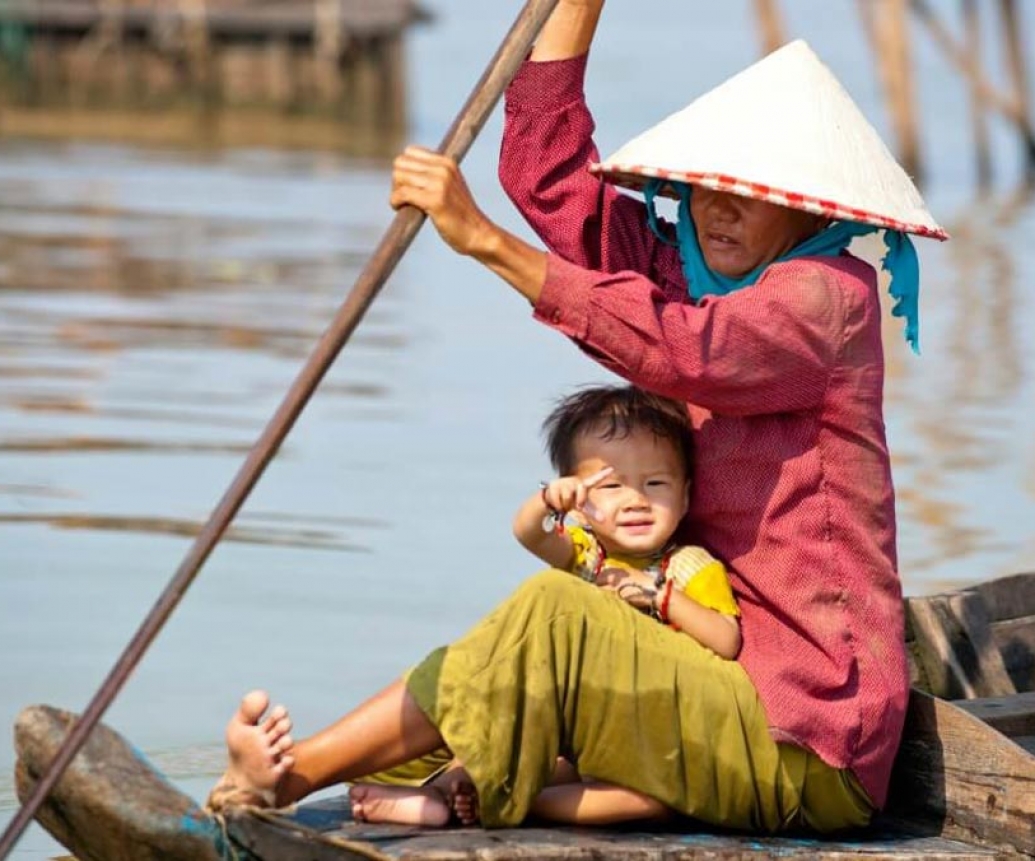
[13,700,1012,860]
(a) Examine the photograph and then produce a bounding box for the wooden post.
[382,32,407,134]
[997,0,1035,179]
[859,0,923,181]
[752,0,785,55]
[962,0,992,187]
[30,33,60,106]
[314,0,343,105]
[69,0,123,107]
[181,0,214,100]
[264,38,292,109]
[352,35,379,131]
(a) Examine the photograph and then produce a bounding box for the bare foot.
[452,779,480,826]
[349,784,451,827]
[207,690,295,811]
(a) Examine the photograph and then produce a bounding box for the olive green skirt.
[398,570,872,831]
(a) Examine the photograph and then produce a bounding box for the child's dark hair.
[543,385,694,476]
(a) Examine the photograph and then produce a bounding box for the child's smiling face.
[573,425,690,558]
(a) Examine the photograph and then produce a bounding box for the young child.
[515,384,740,657]
[348,384,740,827]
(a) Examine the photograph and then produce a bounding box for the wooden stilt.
[314,0,342,105]
[382,32,406,134]
[751,0,785,55]
[352,35,379,130]
[962,0,992,187]
[264,37,292,108]
[860,0,923,180]
[181,0,214,99]
[997,0,1035,179]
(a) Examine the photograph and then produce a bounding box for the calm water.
[2,2,1034,856]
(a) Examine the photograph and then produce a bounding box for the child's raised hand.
[541,467,614,521]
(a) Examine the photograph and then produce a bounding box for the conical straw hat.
[591,40,947,240]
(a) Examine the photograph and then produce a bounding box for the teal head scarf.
[642,179,921,353]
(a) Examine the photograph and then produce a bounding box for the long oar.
[0,1,561,854]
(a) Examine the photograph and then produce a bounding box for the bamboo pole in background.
[859,0,922,181]
[752,0,786,54]
[997,0,1035,178]
[962,0,992,187]
[315,0,342,102]
[181,0,213,94]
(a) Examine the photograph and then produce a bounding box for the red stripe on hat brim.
[591,164,950,241]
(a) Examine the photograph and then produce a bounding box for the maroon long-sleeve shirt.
[499,55,908,808]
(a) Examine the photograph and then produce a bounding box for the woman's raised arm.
[531,0,605,61]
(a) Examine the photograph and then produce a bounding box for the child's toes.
[269,714,292,741]
[262,705,288,733]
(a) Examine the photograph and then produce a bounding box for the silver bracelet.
[539,481,563,533]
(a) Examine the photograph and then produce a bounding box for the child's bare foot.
[349,784,451,827]
[207,690,295,811]
[452,780,480,826]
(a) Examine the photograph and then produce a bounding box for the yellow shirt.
[565,523,739,617]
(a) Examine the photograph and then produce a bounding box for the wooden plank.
[889,688,1035,857]
[974,571,1035,622]
[905,590,1016,699]
[228,807,387,860]
[989,615,1035,691]
[230,800,1002,859]
[954,691,1035,737]
[1015,736,1035,756]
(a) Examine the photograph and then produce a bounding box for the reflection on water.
[884,183,1035,585]
[0,142,403,552]
[0,511,378,552]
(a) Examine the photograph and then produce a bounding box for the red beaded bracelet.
[657,578,674,624]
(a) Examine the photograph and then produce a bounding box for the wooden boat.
[13,570,1035,860]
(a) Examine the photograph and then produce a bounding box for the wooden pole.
[752,0,785,55]
[871,0,922,180]
[181,0,212,95]
[997,0,1035,178]
[963,0,992,187]
[856,0,923,180]
[314,0,343,103]
[384,32,408,134]
[0,1,562,857]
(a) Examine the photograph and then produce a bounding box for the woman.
[211,0,945,833]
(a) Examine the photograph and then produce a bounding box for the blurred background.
[0,1,1033,856]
